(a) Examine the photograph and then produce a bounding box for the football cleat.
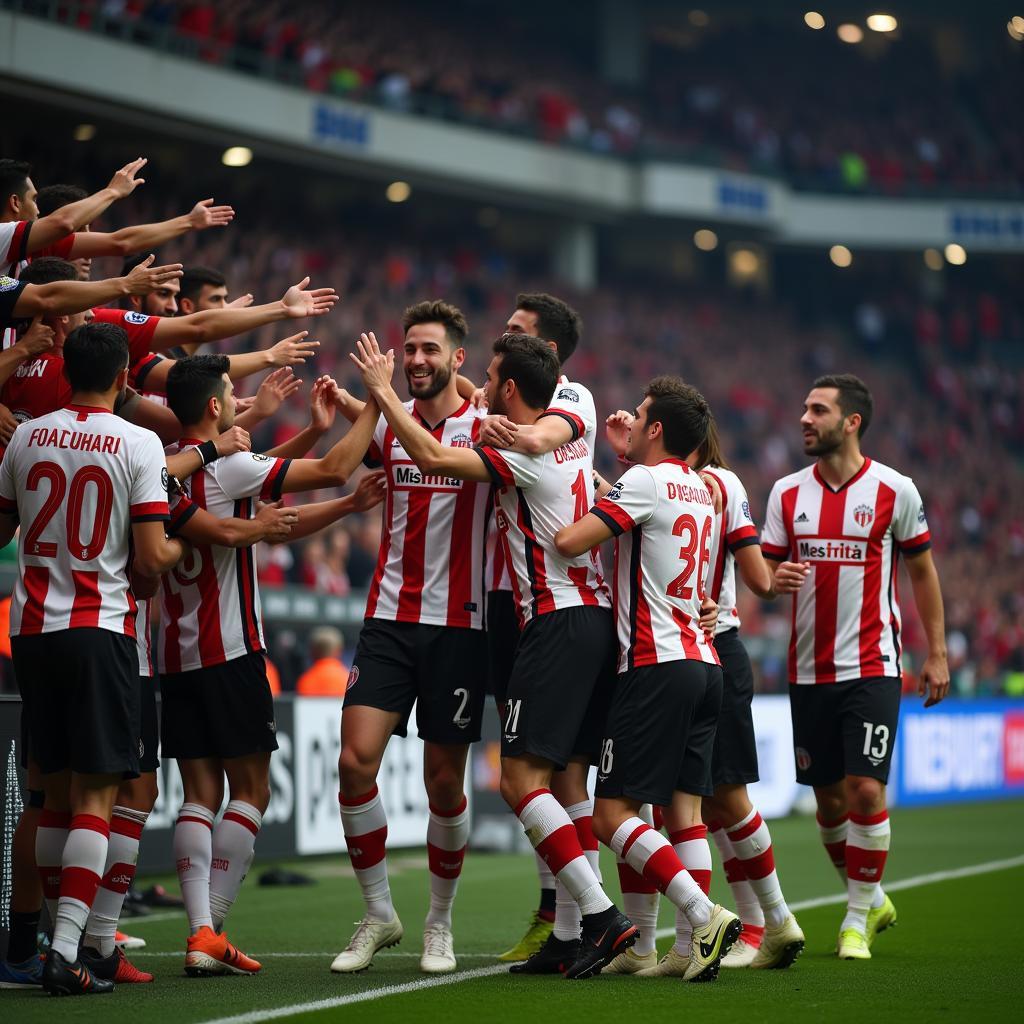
[185,926,261,976]
[330,915,403,974]
[750,914,805,970]
[636,947,689,978]
[0,953,44,989]
[115,929,146,950]
[498,912,554,962]
[837,927,871,960]
[721,937,759,968]
[81,946,154,984]
[420,924,457,974]
[684,905,741,982]
[602,947,658,974]
[42,949,114,996]
[564,910,637,980]
[509,934,580,975]
[866,893,897,947]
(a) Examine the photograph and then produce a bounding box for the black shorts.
[139,675,159,773]
[596,661,723,806]
[502,606,617,770]
[346,619,487,744]
[11,629,141,777]
[789,676,901,786]
[160,652,279,760]
[711,629,758,787]
[486,590,519,705]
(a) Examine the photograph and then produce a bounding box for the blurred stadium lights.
[944,243,968,265]
[730,247,760,277]
[688,10,710,27]
[1009,16,1024,41]
[923,248,945,271]
[804,12,826,30]
[837,23,864,43]
[829,245,853,267]
[866,14,899,33]
[221,146,253,167]
[72,123,96,142]
[693,228,718,251]
[386,181,412,203]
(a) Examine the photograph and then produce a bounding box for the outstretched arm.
[554,511,614,558]
[905,549,949,707]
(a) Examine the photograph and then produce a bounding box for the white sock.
[51,815,109,962]
[85,806,148,956]
[726,809,790,929]
[36,808,70,925]
[842,812,891,933]
[425,797,469,930]
[209,801,262,932]
[340,787,394,923]
[174,802,215,933]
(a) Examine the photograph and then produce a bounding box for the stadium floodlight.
[837,23,864,43]
[944,243,967,266]
[829,245,853,268]
[866,14,898,33]
[386,181,412,203]
[694,229,718,251]
[73,123,96,142]
[804,12,826,30]
[923,248,944,271]
[1009,17,1024,41]
[730,247,760,277]
[222,146,253,167]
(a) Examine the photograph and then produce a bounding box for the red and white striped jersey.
[1,223,76,349]
[484,376,596,595]
[0,406,168,637]
[593,460,719,671]
[157,445,291,673]
[90,308,161,366]
[364,399,491,630]
[476,434,610,628]
[761,458,931,685]
[702,466,759,635]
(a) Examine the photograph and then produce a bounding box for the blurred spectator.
[295,626,349,696]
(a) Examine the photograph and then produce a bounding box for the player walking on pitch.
[760,374,949,960]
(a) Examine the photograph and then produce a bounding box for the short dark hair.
[644,376,711,459]
[35,184,87,217]
[813,373,873,438]
[402,299,468,346]
[63,322,129,393]
[166,354,230,426]
[0,160,32,204]
[18,256,78,287]
[492,333,560,410]
[180,265,227,306]
[515,292,582,364]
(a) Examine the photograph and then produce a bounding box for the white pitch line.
[135,951,502,959]
[198,853,1024,1024]
[118,911,184,926]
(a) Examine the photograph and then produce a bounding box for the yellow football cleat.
[602,948,658,974]
[684,905,741,982]
[635,947,689,977]
[837,927,871,960]
[866,894,897,947]
[750,914,805,969]
[498,913,554,962]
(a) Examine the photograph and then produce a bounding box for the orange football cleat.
[184,926,261,976]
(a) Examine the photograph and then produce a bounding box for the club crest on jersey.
[347,665,360,691]
[795,747,812,771]
[251,453,270,462]
[124,311,150,325]
[918,503,926,523]
[449,432,473,449]
[555,387,579,403]
[0,275,18,292]
[741,500,752,521]
[853,504,874,527]
[606,481,624,501]
[161,467,169,491]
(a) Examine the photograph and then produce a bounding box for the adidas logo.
[795,512,809,523]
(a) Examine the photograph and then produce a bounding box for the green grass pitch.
[6,799,1022,1022]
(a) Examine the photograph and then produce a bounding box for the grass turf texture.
[6,799,1022,1022]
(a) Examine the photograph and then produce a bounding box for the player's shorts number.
[452,687,470,725]
[504,698,522,735]
[861,721,890,760]
[599,738,614,775]
[24,461,113,560]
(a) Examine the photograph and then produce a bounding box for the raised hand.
[251,368,302,420]
[281,277,339,319]
[214,425,251,457]
[310,374,339,433]
[16,316,55,357]
[107,157,148,198]
[124,254,184,295]
[266,330,320,366]
[227,293,254,309]
[255,501,299,542]
[479,415,518,449]
[605,410,633,458]
[348,332,395,396]
[189,198,235,230]
[470,387,488,410]
[350,470,387,512]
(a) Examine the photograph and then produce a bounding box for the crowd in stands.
[10,0,1024,194]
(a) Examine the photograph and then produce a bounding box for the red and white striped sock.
[85,806,148,956]
[709,821,764,947]
[515,790,611,917]
[669,824,713,953]
[611,818,712,930]
[174,802,215,933]
[616,805,658,956]
[817,810,849,884]
[36,808,70,925]
[209,801,262,932]
[425,796,469,929]
[843,810,891,933]
[566,800,601,882]
[726,809,791,928]
[51,814,109,962]
[339,787,394,923]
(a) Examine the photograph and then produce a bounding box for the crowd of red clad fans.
[30,0,1024,194]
